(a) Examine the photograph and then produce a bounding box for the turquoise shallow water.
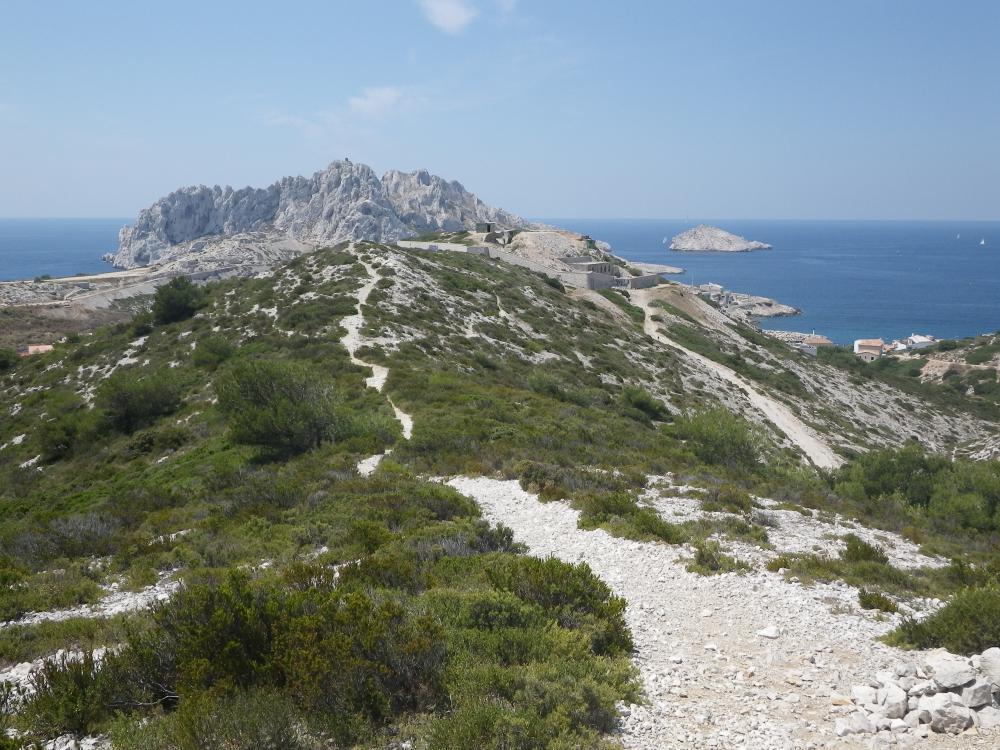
[0,218,126,281]
[542,219,1000,345]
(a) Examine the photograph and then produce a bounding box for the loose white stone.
[835,711,875,736]
[981,647,1000,688]
[977,705,1000,730]
[960,679,992,709]
[881,683,908,719]
[904,709,931,727]
[924,651,975,690]
[921,692,974,734]
[852,685,877,706]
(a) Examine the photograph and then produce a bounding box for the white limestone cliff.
[107,161,527,269]
[669,225,772,252]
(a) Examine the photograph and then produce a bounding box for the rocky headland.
[106,160,528,269]
[669,225,772,252]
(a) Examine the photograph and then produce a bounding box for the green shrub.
[129,311,154,337]
[109,688,310,750]
[0,349,18,372]
[619,385,668,422]
[858,589,897,613]
[887,587,1000,655]
[672,408,761,472]
[20,650,110,737]
[0,567,103,623]
[686,541,750,575]
[0,682,22,750]
[701,484,755,514]
[576,492,686,544]
[152,277,205,325]
[276,591,446,743]
[486,556,632,656]
[841,534,889,564]
[96,369,183,434]
[191,335,235,369]
[102,573,449,746]
[37,408,99,461]
[0,618,128,668]
[216,360,355,456]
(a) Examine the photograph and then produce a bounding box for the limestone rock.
[880,683,908,719]
[852,685,877,706]
[981,647,1000,688]
[835,711,875,736]
[907,679,935,697]
[960,678,993,708]
[919,692,974,734]
[924,652,975,690]
[381,168,521,235]
[108,161,528,269]
[756,625,780,639]
[978,705,1000,730]
[903,709,931,727]
[668,225,771,253]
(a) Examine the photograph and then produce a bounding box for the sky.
[1,0,998,220]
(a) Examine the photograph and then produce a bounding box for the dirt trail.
[449,476,985,750]
[341,262,413,474]
[631,289,843,470]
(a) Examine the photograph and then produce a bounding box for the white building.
[853,338,885,361]
[904,334,936,349]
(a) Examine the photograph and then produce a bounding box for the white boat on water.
[981,238,987,246]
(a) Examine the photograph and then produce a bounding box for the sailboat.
[981,239,987,246]
[956,233,960,239]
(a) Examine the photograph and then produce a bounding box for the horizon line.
[1,215,999,223]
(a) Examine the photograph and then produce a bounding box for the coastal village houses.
[853,338,885,362]
[853,333,937,360]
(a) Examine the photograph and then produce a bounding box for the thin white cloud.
[418,0,478,34]
[262,86,421,138]
[348,86,405,118]
[495,0,517,12]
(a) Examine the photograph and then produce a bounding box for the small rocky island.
[669,224,772,252]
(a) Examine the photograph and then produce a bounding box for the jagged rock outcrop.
[669,225,772,252]
[381,169,522,234]
[107,161,526,269]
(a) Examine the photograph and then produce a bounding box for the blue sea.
[545,219,1000,344]
[0,218,126,282]
[1,218,998,345]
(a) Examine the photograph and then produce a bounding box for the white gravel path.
[632,290,843,470]
[448,476,995,749]
[341,261,414,475]
[0,574,178,631]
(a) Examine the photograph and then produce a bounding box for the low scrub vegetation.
[152,277,205,325]
[686,540,750,575]
[887,587,1000,655]
[1,243,998,746]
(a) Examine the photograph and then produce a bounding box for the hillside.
[0,238,998,748]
